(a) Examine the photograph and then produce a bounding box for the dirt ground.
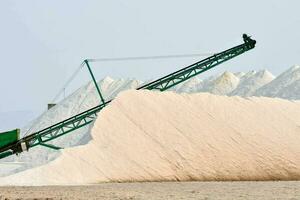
[0,181,300,200]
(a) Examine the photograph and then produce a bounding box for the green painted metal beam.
[0,151,13,159]
[84,59,106,105]
[39,143,62,150]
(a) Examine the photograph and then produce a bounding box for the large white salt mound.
[1,90,300,185]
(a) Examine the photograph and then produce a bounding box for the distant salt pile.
[1,90,300,185]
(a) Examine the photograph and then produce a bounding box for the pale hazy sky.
[0,0,299,113]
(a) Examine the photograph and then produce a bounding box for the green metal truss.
[0,34,256,159]
[138,34,256,91]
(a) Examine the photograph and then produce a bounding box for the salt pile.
[255,65,300,99]
[1,65,300,178]
[231,70,275,96]
[1,90,300,185]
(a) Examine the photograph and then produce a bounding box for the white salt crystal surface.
[1,90,300,185]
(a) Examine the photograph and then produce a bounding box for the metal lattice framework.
[26,102,108,149]
[138,35,256,91]
[0,34,256,159]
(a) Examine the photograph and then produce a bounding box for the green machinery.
[0,129,20,149]
[0,34,256,160]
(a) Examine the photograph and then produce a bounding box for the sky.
[0,0,299,114]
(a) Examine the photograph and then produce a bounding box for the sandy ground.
[0,181,300,200]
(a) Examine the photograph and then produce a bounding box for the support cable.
[51,62,85,103]
[23,62,85,137]
[87,53,214,63]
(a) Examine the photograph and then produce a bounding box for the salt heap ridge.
[1,90,300,185]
